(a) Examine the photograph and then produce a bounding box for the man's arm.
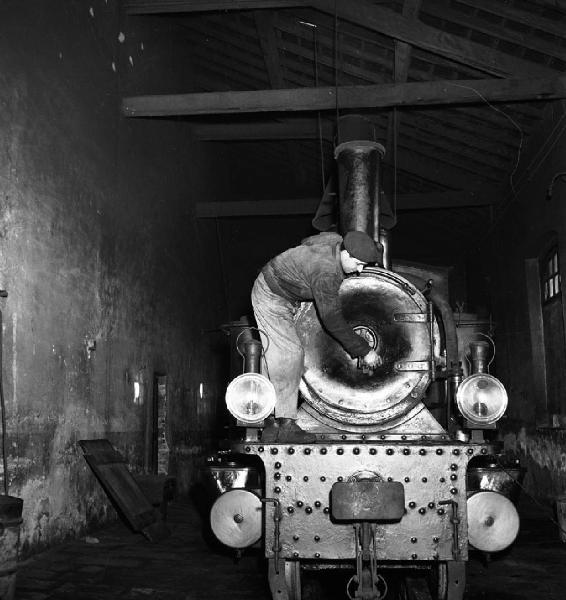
[311,274,370,358]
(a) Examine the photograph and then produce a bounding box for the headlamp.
[225,372,276,424]
[456,373,508,425]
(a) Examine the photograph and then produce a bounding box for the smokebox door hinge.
[393,313,429,323]
[395,361,431,372]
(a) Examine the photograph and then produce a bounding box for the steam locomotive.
[202,117,521,600]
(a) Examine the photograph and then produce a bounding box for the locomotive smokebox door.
[331,480,405,521]
[297,268,440,431]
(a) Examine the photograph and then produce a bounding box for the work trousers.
[251,272,304,419]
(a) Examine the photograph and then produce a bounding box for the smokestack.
[334,115,385,246]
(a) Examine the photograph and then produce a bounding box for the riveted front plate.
[242,442,476,562]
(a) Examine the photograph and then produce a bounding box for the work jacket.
[261,233,370,358]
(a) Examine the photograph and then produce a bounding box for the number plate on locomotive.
[331,481,405,521]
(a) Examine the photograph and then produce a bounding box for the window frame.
[541,245,561,304]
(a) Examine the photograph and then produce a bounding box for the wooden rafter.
[458,0,566,40]
[254,11,307,187]
[192,118,334,141]
[124,0,560,77]
[386,0,422,172]
[183,9,545,127]
[195,189,496,218]
[423,0,566,63]
[124,0,302,14]
[123,76,566,116]
[312,0,556,77]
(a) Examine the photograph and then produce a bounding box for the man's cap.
[343,230,380,263]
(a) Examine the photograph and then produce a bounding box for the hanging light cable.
[313,25,326,194]
[334,0,340,145]
[300,19,326,194]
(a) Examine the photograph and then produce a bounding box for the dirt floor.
[15,496,566,600]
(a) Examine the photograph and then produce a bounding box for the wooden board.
[79,439,170,541]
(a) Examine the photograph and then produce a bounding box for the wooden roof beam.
[458,0,566,41]
[123,76,566,116]
[195,189,496,218]
[124,0,302,14]
[125,0,557,77]
[312,0,556,78]
[386,0,422,166]
[192,118,334,141]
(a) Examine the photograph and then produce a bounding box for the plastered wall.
[0,2,225,554]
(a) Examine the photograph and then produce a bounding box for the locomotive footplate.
[238,440,490,563]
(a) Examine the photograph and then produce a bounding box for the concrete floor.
[15,498,566,600]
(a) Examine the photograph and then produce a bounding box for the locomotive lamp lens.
[456,373,508,425]
[225,372,276,424]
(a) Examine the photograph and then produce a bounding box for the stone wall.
[0,1,225,554]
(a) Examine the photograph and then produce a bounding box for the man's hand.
[360,349,382,371]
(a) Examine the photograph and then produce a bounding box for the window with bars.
[541,247,561,303]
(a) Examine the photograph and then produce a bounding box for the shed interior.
[2,0,566,564]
